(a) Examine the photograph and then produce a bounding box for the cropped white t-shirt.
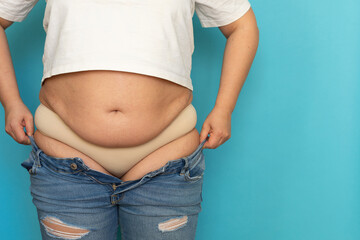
[0,0,251,91]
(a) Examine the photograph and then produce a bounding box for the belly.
[35,70,200,181]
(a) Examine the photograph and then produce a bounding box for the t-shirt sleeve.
[0,0,39,22]
[195,0,251,28]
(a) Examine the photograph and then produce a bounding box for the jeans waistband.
[27,133,209,181]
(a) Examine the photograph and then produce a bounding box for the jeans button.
[70,163,78,170]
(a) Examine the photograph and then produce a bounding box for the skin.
[199,8,259,149]
[0,8,259,181]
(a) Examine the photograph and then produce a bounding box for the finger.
[20,118,32,144]
[203,134,220,149]
[24,115,34,136]
[23,126,31,145]
[13,123,29,145]
[199,123,211,143]
[201,134,212,149]
[21,119,30,144]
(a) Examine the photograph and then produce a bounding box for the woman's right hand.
[4,101,34,145]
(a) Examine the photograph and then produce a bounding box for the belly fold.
[34,103,197,176]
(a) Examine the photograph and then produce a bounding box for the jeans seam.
[188,151,204,171]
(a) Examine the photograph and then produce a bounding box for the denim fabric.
[21,134,209,240]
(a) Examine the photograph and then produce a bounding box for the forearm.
[214,25,259,114]
[0,26,23,112]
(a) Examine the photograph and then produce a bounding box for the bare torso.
[34,70,200,181]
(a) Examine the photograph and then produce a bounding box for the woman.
[0,0,259,239]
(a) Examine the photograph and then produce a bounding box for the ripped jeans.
[20,135,209,240]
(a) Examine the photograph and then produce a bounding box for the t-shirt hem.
[0,9,26,22]
[41,62,194,91]
[199,1,251,28]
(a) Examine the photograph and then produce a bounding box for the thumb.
[199,122,211,143]
[20,119,30,145]
[24,115,34,137]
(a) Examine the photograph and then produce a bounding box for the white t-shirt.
[0,0,251,91]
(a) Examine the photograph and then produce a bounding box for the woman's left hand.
[199,107,232,149]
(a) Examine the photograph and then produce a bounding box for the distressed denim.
[21,134,209,240]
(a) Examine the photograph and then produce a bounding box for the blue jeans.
[21,135,209,240]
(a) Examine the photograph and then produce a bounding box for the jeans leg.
[116,148,207,240]
[119,210,199,240]
[23,147,119,240]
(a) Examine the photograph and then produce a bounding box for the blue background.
[1,0,359,239]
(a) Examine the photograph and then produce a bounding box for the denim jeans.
[21,134,209,240]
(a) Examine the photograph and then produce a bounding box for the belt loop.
[28,134,41,167]
[180,157,189,175]
[28,134,38,153]
[34,149,42,167]
[75,157,90,171]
